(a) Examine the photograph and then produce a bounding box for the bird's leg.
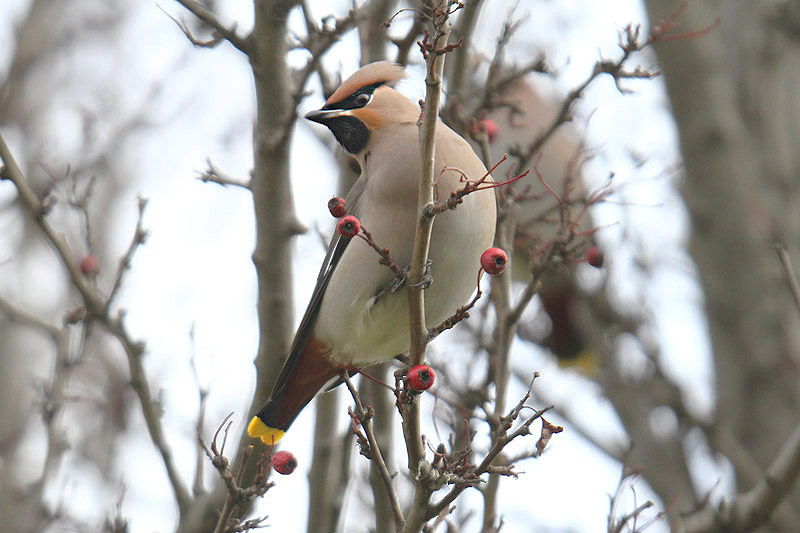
[371,260,433,304]
[371,273,404,304]
[406,259,433,289]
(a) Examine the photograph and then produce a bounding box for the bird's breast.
[314,122,496,366]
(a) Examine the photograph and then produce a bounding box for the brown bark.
[178,1,303,530]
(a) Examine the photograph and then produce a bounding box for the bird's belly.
[313,235,410,365]
[314,205,492,367]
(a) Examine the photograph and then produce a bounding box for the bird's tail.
[248,337,344,445]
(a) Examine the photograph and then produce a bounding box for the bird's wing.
[315,177,366,285]
[267,176,367,396]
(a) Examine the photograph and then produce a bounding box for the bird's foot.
[372,261,433,304]
[405,259,433,289]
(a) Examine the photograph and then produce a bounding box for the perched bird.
[477,75,598,372]
[248,62,497,444]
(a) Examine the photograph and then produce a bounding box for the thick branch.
[682,423,800,532]
[402,0,452,485]
[407,15,450,368]
[399,3,454,532]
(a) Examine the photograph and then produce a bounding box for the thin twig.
[343,373,406,529]
[0,295,61,338]
[0,134,105,315]
[172,0,251,54]
[391,9,426,66]
[108,198,148,307]
[776,244,800,316]
[289,10,358,135]
[0,294,77,521]
[427,398,553,519]
[159,5,224,48]
[200,415,273,533]
[407,1,453,368]
[511,24,659,176]
[197,158,251,189]
[189,325,208,497]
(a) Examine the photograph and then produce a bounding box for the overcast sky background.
[0,0,721,531]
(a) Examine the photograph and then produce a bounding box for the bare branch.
[159,5,224,48]
[196,159,252,189]
[390,9,426,66]
[0,295,61,338]
[290,10,358,129]
[511,23,661,176]
[407,0,454,369]
[776,244,800,316]
[108,197,148,306]
[343,373,405,530]
[397,7,458,530]
[199,416,273,533]
[0,132,192,516]
[171,0,251,54]
[682,423,800,532]
[0,134,104,316]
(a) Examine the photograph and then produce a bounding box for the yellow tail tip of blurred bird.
[247,416,285,445]
[555,349,601,377]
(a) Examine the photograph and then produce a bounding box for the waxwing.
[248,61,497,444]
[478,75,598,372]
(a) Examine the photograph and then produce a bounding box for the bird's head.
[305,61,419,155]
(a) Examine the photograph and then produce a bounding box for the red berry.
[337,215,361,238]
[271,450,297,475]
[328,196,347,218]
[408,364,435,391]
[481,119,499,143]
[480,247,507,275]
[585,246,604,268]
[80,255,99,276]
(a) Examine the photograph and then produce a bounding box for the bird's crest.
[326,61,407,106]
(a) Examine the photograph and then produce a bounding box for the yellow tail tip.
[248,416,285,445]
[555,349,600,377]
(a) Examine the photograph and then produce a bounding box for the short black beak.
[304,107,369,154]
[305,108,346,125]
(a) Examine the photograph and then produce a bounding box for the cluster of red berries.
[329,196,362,238]
[268,366,438,475]
[268,364,438,475]
[329,196,509,279]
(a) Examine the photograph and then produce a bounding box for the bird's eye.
[355,93,371,106]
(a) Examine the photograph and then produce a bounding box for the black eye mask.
[323,82,384,111]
